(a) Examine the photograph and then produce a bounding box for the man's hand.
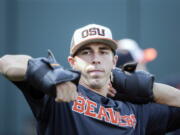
[107,83,117,97]
[55,82,78,102]
[0,55,32,81]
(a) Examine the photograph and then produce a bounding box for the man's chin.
[89,79,105,89]
[90,85,102,90]
[89,74,102,79]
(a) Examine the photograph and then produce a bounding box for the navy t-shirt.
[14,81,180,135]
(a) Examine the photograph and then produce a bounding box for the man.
[0,24,180,135]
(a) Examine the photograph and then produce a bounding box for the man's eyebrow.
[79,46,91,51]
[73,46,91,56]
[99,46,111,50]
[75,47,92,55]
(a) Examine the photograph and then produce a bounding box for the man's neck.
[79,82,108,97]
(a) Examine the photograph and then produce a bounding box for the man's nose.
[92,54,101,64]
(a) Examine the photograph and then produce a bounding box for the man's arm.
[110,81,180,107]
[153,82,180,107]
[110,68,180,107]
[2,55,180,106]
[0,54,78,102]
[0,55,31,81]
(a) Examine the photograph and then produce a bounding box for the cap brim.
[71,38,117,56]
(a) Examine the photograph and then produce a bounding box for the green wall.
[0,0,180,134]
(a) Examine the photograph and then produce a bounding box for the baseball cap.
[70,24,117,56]
[117,39,157,63]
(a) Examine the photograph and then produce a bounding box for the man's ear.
[68,56,75,68]
[113,55,118,69]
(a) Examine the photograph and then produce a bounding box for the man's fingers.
[108,92,115,97]
[107,83,117,97]
[109,84,117,94]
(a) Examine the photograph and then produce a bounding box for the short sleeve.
[143,103,180,135]
[12,81,52,121]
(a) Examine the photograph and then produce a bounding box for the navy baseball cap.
[117,39,157,63]
[116,49,134,68]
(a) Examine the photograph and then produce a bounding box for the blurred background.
[0,0,180,134]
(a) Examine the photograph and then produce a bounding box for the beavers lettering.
[72,95,136,128]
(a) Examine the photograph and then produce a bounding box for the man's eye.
[81,50,90,55]
[101,51,109,55]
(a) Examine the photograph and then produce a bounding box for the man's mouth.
[88,69,104,73]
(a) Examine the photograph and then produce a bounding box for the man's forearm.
[153,82,180,107]
[0,55,32,81]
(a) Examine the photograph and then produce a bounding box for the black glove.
[25,50,80,97]
[111,63,154,104]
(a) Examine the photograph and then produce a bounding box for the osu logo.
[81,28,105,38]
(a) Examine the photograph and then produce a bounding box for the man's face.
[68,43,117,89]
